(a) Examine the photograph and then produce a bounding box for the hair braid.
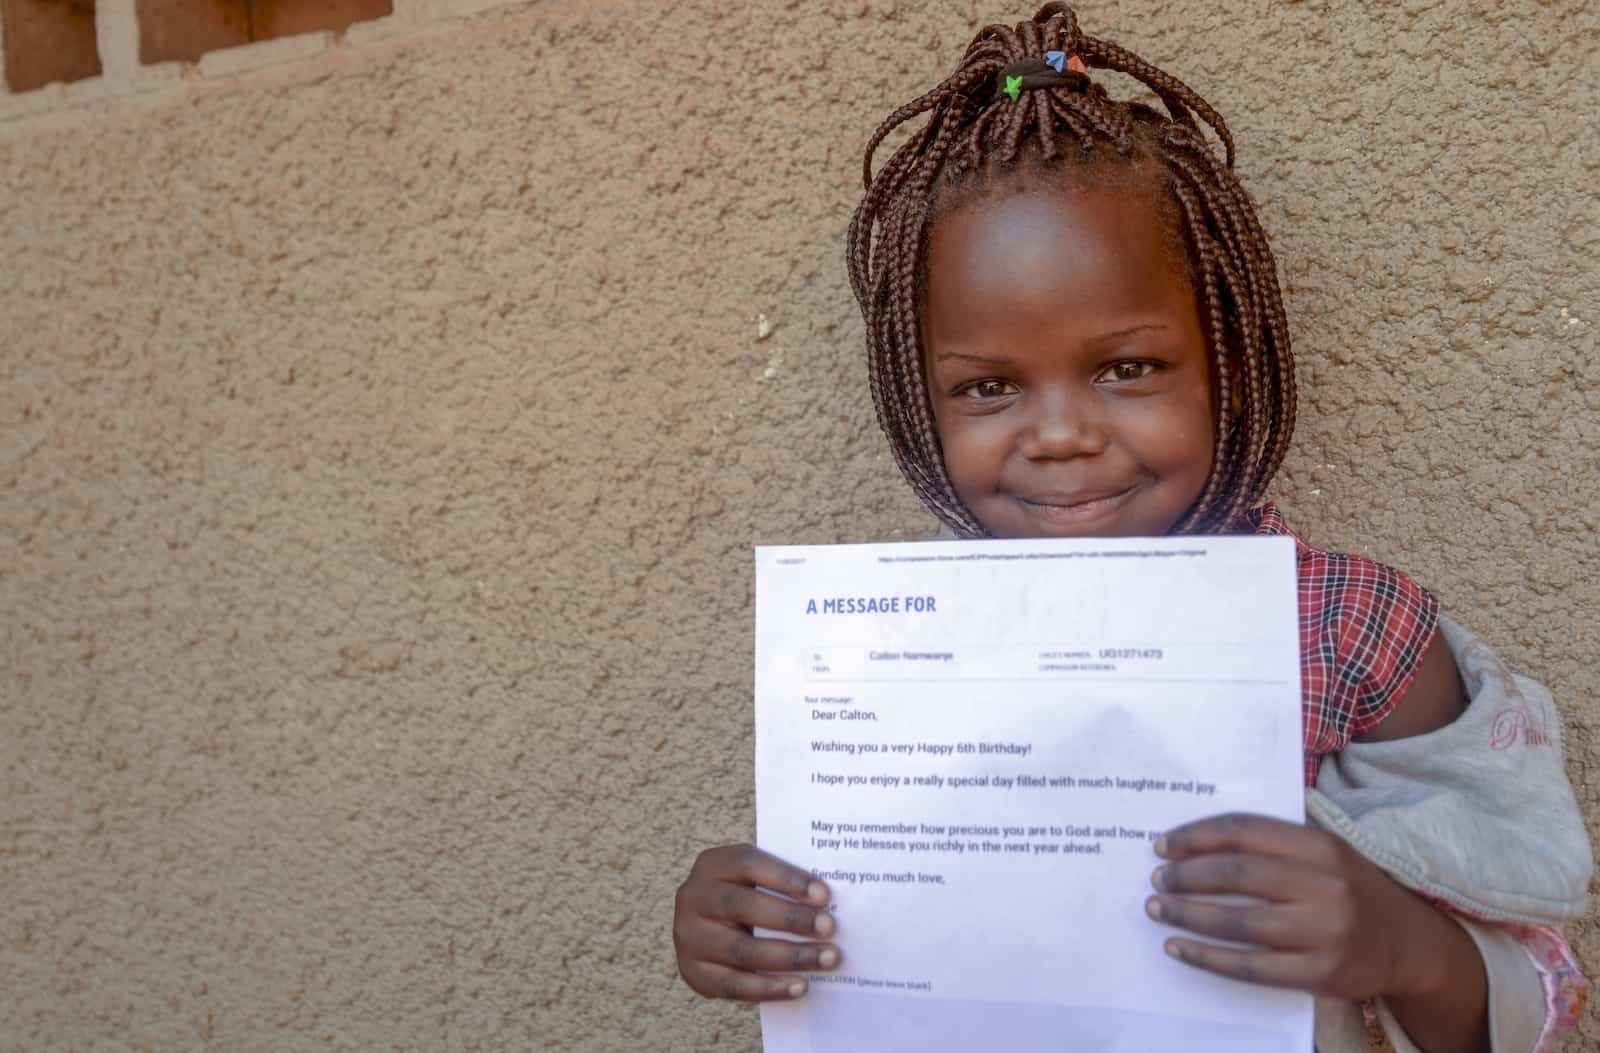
[1167,181,1235,530]
[847,3,1295,537]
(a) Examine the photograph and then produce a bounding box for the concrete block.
[254,0,392,40]
[0,79,63,119]
[196,30,333,79]
[62,75,110,103]
[342,14,409,47]
[395,0,518,24]
[129,60,187,94]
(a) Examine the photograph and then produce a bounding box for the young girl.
[672,6,1591,1050]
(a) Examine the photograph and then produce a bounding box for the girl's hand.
[1145,813,1450,1002]
[673,844,841,1002]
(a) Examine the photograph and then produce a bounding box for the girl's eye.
[1097,361,1157,384]
[958,379,1017,400]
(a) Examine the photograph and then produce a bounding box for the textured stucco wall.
[2,1,1597,1049]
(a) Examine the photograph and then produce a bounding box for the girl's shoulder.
[1244,504,1442,769]
[1245,504,1440,630]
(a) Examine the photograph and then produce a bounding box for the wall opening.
[136,0,392,64]
[1,0,102,93]
[136,0,249,64]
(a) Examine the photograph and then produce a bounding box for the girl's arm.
[1378,920,1585,1053]
[1353,633,1468,743]
[1374,891,1489,1053]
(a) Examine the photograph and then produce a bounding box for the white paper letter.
[754,535,1310,1052]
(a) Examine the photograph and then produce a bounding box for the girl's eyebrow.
[933,350,1012,365]
[1084,322,1172,347]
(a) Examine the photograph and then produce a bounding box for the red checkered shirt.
[1245,504,1441,785]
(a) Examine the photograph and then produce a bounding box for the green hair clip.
[994,55,1088,104]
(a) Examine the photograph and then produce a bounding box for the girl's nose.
[1018,389,1108,460]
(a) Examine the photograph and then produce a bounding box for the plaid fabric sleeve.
[1250,506,1442,781]
[1305,546,1441,743]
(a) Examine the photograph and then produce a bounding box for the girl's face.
[922,183,1216,539]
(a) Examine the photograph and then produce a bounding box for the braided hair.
[847,2,1295,537]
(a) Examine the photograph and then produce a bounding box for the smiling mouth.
[1015,486,1138,524]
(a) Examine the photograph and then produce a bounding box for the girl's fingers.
[1163,937,1321,991]
[692,844,829,906]
[673,845,838,1004]
[678,913,840,974]
[717,928,842,974]
[698,881,837,938]
[684,960,812,1003]
[1156,813,1333,864]
[1146,893,1321,951]
[1152,852,1325,903]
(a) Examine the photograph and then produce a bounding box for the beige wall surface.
[2,0,1597,1049]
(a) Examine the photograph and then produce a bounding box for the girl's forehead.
[923,184,1194,336]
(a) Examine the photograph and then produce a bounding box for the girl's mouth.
[1014,485,1138,526]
